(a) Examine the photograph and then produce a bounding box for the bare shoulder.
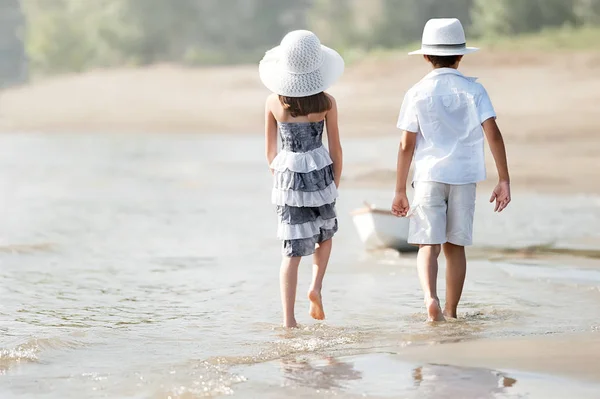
[266,93,279,108]
[266,93,283,118]
[325,92,337,106]
[325,93,337,117]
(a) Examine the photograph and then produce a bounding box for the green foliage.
[22,0,310,74]
[477,24,600,51]
[10,0,600,76]
[308,0,359,50]
[369,0,473,48]
[471,0,577,37]
[573,0,600,25]
[0,0,28,86]
[22,0,144,73]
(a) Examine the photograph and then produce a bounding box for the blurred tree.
[22,0,311,74]
[0,0,28,86]
[471,0,576,37]
[192,0,309,63]
[23,0,143,73]
[308,0,359,50]
[15,0,600,76]
[573,0,600,24]
[368,0,474,48]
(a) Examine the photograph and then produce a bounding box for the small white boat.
[351,202,415,252]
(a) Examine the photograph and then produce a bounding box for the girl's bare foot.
[308,290,325,320]
[425,298,445,322]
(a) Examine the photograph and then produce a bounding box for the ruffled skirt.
[271,145,338,257]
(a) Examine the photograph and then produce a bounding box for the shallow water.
[1,133,600,398]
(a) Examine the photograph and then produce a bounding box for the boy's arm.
[392,90,418,217]
[391,131,416,217]
[482,118,511,212]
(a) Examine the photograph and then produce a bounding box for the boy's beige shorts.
[408,182,476,246]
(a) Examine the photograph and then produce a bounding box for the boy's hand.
[392,192,410,217]
[490,181,511,212]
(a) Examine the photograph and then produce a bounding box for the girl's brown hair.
[279,92,332,118]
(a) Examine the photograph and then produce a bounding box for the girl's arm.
[265,95,278,173]
[325,95,343,188]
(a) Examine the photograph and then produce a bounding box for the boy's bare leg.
[308,239,332,320]
[443,243,466,318]
[417,244,445,322]
[280,256,302,328]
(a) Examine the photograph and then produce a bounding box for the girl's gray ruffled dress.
[271,120,338,257]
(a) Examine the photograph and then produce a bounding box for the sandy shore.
[1,51,599,194]
[399,332,600,383]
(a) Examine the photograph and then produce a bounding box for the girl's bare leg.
[308,239,332,320]
[280,256,302,328]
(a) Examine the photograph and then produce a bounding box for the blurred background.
[1,1,600,398]
[1,0,599,193]
[0,0,598,133]
[1,0,599,79]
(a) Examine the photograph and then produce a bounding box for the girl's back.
[259,30,344,328]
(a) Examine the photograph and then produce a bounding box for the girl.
[259,30,344,328]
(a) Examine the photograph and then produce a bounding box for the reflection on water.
[237,351,600,398]
[237,352,600,399]
[280,357,362,390]
[412,364,517,399]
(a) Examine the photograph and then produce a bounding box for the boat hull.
[351,208,414,252]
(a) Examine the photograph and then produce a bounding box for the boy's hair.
[425,55,462,68]
[279,92,331,118]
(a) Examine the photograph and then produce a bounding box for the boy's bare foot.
[443,309,458,319]
[308,290,325,320]
[283,318,298,328]
[425,298,445,322]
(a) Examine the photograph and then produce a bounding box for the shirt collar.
[422,68,478,82]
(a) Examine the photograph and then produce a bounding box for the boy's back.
[391,18,511,322]
[398,68,495,184]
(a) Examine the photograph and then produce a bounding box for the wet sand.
[398,332,600,383]
[235,337,600,398]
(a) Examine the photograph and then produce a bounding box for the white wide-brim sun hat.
[409,18,479,56]
[259,30,345,97]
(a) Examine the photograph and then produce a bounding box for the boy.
[391,18,511,322]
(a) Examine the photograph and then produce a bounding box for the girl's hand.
[392,192,410,217]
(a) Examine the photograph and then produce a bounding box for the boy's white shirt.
[397,68,496,185]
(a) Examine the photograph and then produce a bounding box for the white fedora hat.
[259,30,344,97]
[409,18,479,56]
